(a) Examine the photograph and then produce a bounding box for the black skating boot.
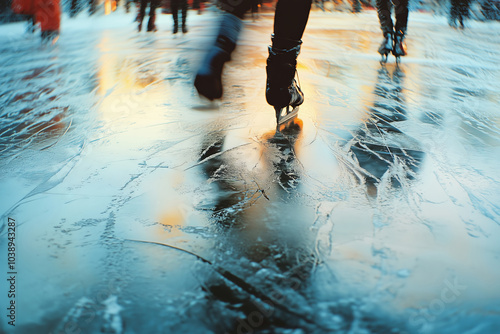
[194,13,242,100]
[378,31,393,64]
[392,30,407,61]
[266,36,304,125]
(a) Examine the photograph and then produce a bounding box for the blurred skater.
[449,0,471,29]
[194,0,312,124]
[12,0,61,40]
[251,0,261,20]
[137,0,160,32]
[376,0,409,63]
[171,0,188,33]
[193,0,202,15]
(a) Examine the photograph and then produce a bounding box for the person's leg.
[266,0,312,113]
[394,0,409,34]
[393,0,408,57]
[171,0,179,33]
[181,0,188,33]
[376,0,394,34]
[137,0,147,31]
[375,0,394,60]
[194,1,252,100]
[273,0,312,47]
[458,0,471,28]
[147,0,160,31]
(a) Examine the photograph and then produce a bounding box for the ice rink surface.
[1,7,500,334]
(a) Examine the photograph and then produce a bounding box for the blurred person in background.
[376,0,409,62]
[449,0,471,28]
[194,0,312,123]
[171,0,188,33]
[137,0,160,31]
[12,0,60,40]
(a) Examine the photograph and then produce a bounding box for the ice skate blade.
[276,105,299,126]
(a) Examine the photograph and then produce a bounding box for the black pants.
[376,0,409,34]
[450,0,471,26]
[171,0,188,27]
[138,0,160,27]
[218,0,312,44]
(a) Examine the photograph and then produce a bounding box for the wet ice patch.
[102,295,124,334]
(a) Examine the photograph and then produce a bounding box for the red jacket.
[12,0,60,32]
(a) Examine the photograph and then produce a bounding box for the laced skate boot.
[378,31,393,64]
[266,37,304,125]
[392,30,407,62]
[194,13,242,100]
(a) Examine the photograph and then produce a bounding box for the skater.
[194,0,312,124]
[137,0,160,32]
[171,0,188,33]
[449,0,471,29]
[376,0,409,63]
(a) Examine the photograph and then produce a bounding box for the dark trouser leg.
[376,0,394,34]
[181,0,188,32]
[138,0,148,30]
[458,0,471,27]
[171,0,179,33]
[273,0,312,47]
[450,0,459,25]
[393,0,408,57]
[147,0,159,31]
[394,0,409,33]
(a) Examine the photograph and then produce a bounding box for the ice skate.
[194,13,242,100]
[392,30,407,63]
[194,36,235,100]
[266,38,304,125]
[378,32,393,64]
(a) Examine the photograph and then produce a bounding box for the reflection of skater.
[350,66,423,195]
[376,0,409,63]
[196,120,318,332]
[449,0,471,29]
[194,0,312,125]
[171,0,188,34]
[137,0,160,32]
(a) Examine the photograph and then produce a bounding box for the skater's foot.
[378,31,393,63]
[194,36,235,100]
[173,24,178,34]
[266,39,304,124]
[182,25,188,33]
[392,30,407,58]
[194,13,242,100]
